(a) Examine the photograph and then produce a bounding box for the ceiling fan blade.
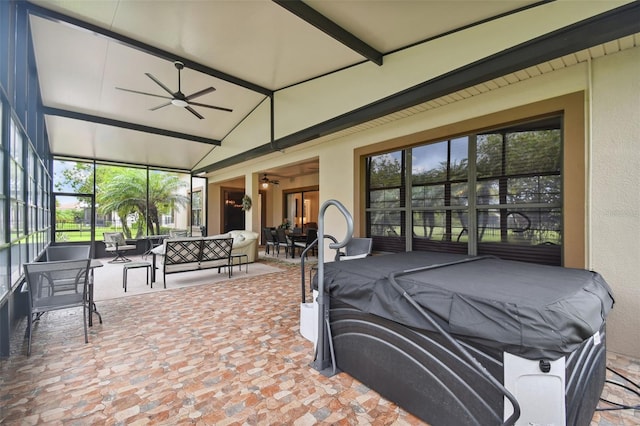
[185,106,205,120]
[116,87,172,100]
[150,102,172,111]
[185,87,215,101]
[145,73,175,96]
[188,101,233,113]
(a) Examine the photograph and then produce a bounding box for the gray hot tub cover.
[321,251,614,360]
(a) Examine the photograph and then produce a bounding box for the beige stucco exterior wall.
[208,46,640,358]
[589,47,640,358]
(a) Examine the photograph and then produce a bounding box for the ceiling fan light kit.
[116,61,232,119]
[261,173,279,189]
[171,99,189,108]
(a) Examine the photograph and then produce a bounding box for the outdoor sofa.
[150,230,259,285]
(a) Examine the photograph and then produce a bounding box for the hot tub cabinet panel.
[329,300,606,426]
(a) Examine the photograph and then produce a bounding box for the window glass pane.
[191,177,206,233]
[449,137,469,180]
[507,175,561,204]
[54,159,94,192]
[369,188,400,209]
[191,191,202,227]
[411,210,467,241]
[94,164,142,238]
[477,119,561,206]
[505,130,561,175]
[0,150,3,191]
[10,201,19,241]
[0,248,8,300]
[147,168,190,235]
[450,182,468,207]
[412,142,447,184]
[477,207,561,245]
[476,133,503,178]
[369,152,402,189]
[9,160,16,198]
[411,185,444,208]
[0,200,4,244]
[10,118,22,161]
[54,195,92,242]
[15,162,24,202]
[10,242,21,285]
[368,210,402,237]
[477,180,499,205]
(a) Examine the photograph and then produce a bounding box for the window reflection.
[366,117,563,265]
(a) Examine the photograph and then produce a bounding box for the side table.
[231,254,248,274]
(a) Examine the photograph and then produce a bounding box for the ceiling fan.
[116,61,232,120]
[261,174,280,189]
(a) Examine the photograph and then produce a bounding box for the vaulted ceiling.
[25,0,640,173]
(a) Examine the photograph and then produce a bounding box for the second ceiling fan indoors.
[116,61,233,119]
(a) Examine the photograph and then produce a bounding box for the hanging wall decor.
[241,194,252,211]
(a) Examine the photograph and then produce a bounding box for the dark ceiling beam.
[194,1,640,174]
[273,0,383,66]
[42,107,222,146]
[24,2,273,96]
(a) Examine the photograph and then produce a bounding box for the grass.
[56,226,128,243]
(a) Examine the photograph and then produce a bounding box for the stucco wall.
[590,47,640,357]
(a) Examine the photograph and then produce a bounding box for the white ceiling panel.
[46,116,215,170]
[307,0,537,52]
[25,0,637,172]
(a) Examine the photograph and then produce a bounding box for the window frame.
[356,92,586,268]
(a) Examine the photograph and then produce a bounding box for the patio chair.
[46,245,91,261]
[294,228,317,257]
[44,244,92,294]
[263,228,278,256]
[45,244,103,325]
[337,237,373,261]
[275,227,290,258]
[103,232,137,263]
[169,229,189,238]
[23,259,91,356]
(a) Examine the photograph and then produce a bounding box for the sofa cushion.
[228,230,258,240]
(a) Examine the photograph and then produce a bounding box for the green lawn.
[55,226,125,243]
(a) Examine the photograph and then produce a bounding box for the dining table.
[288,233,307,258]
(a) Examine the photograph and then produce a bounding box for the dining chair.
[23,259,92,356]
[46,245,91,261]
[263,228,278,256]
[294,228,318,257]
[275,227,290,258]
[45,244,102,325]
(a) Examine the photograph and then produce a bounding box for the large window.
[366,117,562,265]
[53,159,94,243]
[0,86,51,302]
[367,151,405,251]
[53,160,193,243]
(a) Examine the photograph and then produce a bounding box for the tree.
[56,163,190,238]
